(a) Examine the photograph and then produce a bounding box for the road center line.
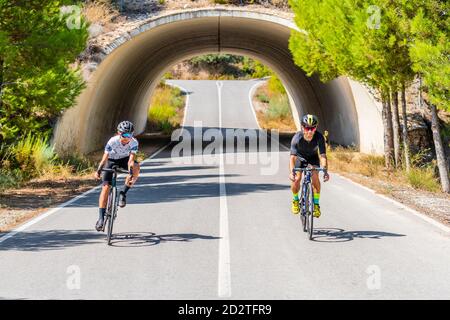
[216,81,231,298]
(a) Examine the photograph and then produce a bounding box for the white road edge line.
[0,142,171,244]
[216,80,232,298]
[248,80,266,130]
[335,173,450,234]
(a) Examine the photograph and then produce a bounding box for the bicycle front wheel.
[304,183,314,239]
[106,187,117,246]
[307,183,314,240]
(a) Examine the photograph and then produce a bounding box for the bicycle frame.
[101,165,130,245]
[293,166,325,240]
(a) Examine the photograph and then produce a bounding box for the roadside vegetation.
[253,78,296,132]
[0,133,94,192]
[0,1,93,190]
[328,146,441,193]
[147,82,186,134]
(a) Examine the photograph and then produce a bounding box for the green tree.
[288,0,418,170]
[409,1,450,192]
[288,0,449,191]
[0,0,88,143]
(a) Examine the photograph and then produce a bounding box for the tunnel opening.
[53,9,365,155]
[144,54,297,136]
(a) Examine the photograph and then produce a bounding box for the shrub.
[4,133,57,179]
[268,75,286,95]
[0,170,23,191]
[332,147,355,163]
[147,84,185,134]
[358,154,385,177]
[266,95,291,120]
[406,167,440,192]
[257,93,270,103]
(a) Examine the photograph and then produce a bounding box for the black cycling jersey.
[290,130,326,159]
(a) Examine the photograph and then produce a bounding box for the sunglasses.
[303,126,317,132]
[120,133,133,138]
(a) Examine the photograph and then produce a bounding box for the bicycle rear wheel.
[106,187,117,245]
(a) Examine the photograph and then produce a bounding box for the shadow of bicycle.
[109,232,220,247]
[311,228,406,243]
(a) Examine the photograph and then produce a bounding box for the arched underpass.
[53,9,383,155]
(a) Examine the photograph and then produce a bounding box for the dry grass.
[328,146,442,193]
[147,83,186,133]
[253,83,296,132]
[82,0,120,32]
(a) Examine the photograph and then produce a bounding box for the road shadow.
[0,230,104,251]
[170,126,287,155]
[109,232,220,247]
[68,180,288,208]
[0,229,221,251]
[139,164,218,173]
[311,228,406,242]
[126,173,240,186]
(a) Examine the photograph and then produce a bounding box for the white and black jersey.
[104,135,139,160]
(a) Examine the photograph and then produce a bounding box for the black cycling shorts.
[295,154,320,169]
[101,156,138,184]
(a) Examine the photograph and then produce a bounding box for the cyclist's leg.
[117,157,137,207]
[99,183,111,208]
[291,158,303,214]
[291,157,303,195]
[125,161,140,187]
[309,156,322,217]
[312,171,321,195]
[97,162,113,230]
[100,160,114,208]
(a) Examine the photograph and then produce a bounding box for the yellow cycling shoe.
[292,200,300,214]
[313,204,321,218]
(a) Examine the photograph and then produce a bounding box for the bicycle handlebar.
[293,167,327,173]
[101,166,130,174]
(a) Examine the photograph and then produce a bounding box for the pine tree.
[0,0,88,143]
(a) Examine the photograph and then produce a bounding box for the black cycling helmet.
[117,120,134,134]
[301,114,319,128]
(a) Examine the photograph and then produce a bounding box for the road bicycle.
[101,165,131,245]
[293,166,326,240]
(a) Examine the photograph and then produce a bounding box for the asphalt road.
[0,80,449,300]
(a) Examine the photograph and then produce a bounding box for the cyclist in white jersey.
[94,121,140,231]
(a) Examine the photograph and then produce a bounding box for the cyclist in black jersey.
[289,114,330,217]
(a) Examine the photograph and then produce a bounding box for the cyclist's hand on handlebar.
[94,171,101,180]
[323,171,330,182]
[289,172,296,181]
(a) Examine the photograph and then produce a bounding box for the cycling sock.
[99,208,106,219]
[313,192,320,205]
[123,185,130,194]
[293,193,299,201]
